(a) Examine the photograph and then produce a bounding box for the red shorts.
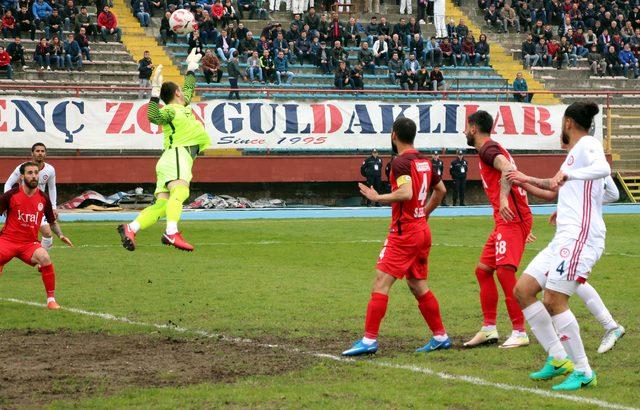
[376,227,431,280]
[479,221,532,271]
[0,238,41,269]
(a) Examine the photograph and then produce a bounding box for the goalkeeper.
[118,49,210,252]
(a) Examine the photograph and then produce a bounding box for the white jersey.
[555,135,610,248]
[3,162,57,208]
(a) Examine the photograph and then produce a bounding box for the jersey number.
[556,261,566,276]
[414,173,428,218]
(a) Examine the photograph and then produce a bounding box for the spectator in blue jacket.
[512,72,530,102]
[425,36,442,66]
[32,0,53,28]
[403,53,419,73]
[63,32,83,70]
[133,0,150,27]
[274,50,294,84]
[619,44,640,78]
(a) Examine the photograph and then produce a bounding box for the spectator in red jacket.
[2,10,16,38]
[97,5,122,42]
[0,46,13,79]
[462,35,475,66]
[211,0,225,28]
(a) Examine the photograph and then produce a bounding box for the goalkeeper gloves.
[186,48,202,73]
[150,64,163,98]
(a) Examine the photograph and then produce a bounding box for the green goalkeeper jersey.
[147,73,211,152]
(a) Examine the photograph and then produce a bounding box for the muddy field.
[0,329,312,408]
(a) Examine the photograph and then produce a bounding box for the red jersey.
[388,149,441,235]
[478,140,532,225]
[0,185,55,243]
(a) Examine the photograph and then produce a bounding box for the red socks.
[364,292,388,339]
[417,290,446,336]
[475,267,498,327]
[39,264,55,299]
[496,266,526,332]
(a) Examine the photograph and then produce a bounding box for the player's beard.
[25,178,38,189]
[465,130,475,147]
[561,127,570,146]
[391,139,398,154]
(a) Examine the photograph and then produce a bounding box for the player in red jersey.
[342,118,450,356]
[462,110,533,349]
[0,162,73,309]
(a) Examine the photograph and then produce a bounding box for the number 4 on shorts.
[556,261,566,276]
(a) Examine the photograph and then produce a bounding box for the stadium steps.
[449,0,557,104]
[616,172,640,202]
[111,0,182,84]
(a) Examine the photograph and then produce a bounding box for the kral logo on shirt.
[17,210,39,224]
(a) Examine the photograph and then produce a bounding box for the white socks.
[129,221,141,233]
[166,221,178,235]
[552,309,592,377]
[47,297,56,303]
[362,337,376,345]
[510,330,527,338]
[576,283,618,331]
[433,334,449,342]
[523,301,567,360]
[481,325,497,332]
[41,236,53,249]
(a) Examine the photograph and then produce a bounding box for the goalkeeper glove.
[150,64,163,98]
[186,48,202,73]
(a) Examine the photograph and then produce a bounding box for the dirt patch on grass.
[0,329,311,408]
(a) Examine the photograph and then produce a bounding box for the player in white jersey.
[3,143,57,250]
[507,102,607,391]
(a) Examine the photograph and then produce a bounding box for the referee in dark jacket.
[450,150,468,206]
[361,148,383,206]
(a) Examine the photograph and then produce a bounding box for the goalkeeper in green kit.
[118,49,209,252]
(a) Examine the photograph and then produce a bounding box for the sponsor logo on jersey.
[560,248,570,258]
[17,210,39,224]
[415,162,431,172]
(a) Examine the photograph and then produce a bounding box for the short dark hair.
[467,110,493,134]
[160,82,180,105]
[31,142,46,152]
[20,161,39,174]
[392,117,417,144]
[564,101,599,131]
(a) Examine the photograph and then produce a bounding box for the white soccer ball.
[169,9,196,35]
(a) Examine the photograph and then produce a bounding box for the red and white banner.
[0,97,603,151]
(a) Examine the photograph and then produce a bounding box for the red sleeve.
[478,141,503,167]
[391,155,412,179]
[42,193,56,224]
[0,187,19,215]
[431,170,442,187]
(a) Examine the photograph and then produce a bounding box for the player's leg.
[464,231,499,347]
[28,246,60,310]
[518,244,573,381]
[342,269,396,356]
[576,282,625,353]
[39,220,54,250]
[161,147,196,251]
[495,224,528,348]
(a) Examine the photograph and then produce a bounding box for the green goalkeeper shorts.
[154,146,195,195]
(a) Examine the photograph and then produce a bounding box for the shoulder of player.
[0,185,20,202]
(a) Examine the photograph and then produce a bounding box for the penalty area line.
[0,297,635,410]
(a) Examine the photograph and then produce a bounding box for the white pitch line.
[0,297,635,410]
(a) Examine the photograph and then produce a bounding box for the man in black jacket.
[138,50,153,99]
[431,150,447,205]
[360,148,383,206]
[449,150,468,206]
[6,37,25,69]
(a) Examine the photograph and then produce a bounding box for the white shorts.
[41,216,49,226]
[523,236,603,296]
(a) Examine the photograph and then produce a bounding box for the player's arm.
[359,178,412,204]
[424,180,446,218]
[493,154,516,222]
[507,170,559,191]
[560,141,611,182]
[519,182,558,201]
[44,197,72,247]
[3,165,20,193]
[182,48,202,106]
[0,189,11,215]
[147,100,176,125]
[47,170,58,210]
[603,175,619,204]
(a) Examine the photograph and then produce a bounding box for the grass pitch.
[0,215,638,409]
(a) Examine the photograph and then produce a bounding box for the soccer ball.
[169,9,196,35]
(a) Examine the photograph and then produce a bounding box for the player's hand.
[53,209,59,218]
[186,48,202,72]
[526,232,537,243]
[358,183,379,202]
[59,235,73,247]
[506,170,528,185]
[548,211,558,226]
[150,64,163,98]
[499,198,515,222]
[552,170,568,188]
